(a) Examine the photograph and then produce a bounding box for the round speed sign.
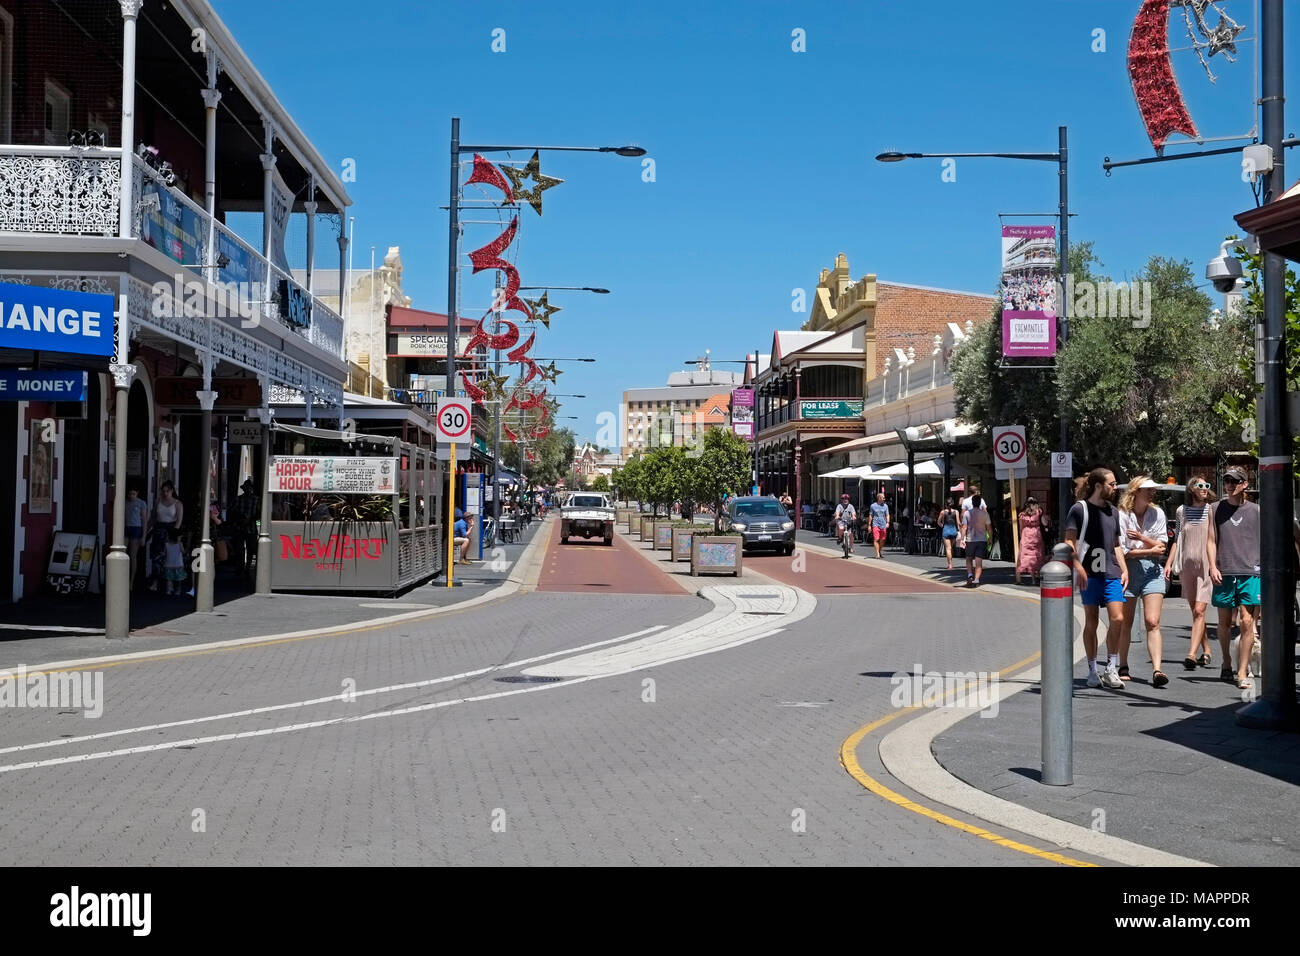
[992,426,1027,467]
[436,398,472,441]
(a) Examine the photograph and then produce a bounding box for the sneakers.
[1086,670,1101,688]
[1099,666,1124,690]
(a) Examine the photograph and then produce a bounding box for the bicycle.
[838,520,854,558]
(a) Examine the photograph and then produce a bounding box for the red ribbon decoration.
[461,376,486,403]
[507,328,536,362]
[464,154,514,202]
[488,319,519,351]
[468,219,517,272]
[1127,0,1198,150]
[517,357,542,386]
[503,425,520,443]
[532,425,550,439]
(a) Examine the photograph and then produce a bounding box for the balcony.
[0,145,343,362]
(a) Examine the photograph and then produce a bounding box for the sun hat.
[1134,478,1160,489]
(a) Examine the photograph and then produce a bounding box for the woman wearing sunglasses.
[1166,475,1216,670]
[1119,477,1168,686]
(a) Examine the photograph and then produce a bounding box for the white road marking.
[0,624,103,634]
[0,626,668,759]
[0,586,814,775]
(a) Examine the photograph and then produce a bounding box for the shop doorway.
[60,375,101,534]
[0,404,14,601]
[126,379,150,500]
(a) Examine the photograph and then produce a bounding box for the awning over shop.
[819,464,885,479]
[817,419,978,457]
[871,458,943,478]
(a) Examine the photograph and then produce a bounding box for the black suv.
[725,495,796,555]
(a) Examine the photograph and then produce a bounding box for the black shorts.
[967,541,989,560]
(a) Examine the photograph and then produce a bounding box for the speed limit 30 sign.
[436,397,472,444]
[992,425,1027,479]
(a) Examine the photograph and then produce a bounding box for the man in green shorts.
[1206,467,1260,691]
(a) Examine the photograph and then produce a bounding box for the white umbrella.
[819,466,858,478]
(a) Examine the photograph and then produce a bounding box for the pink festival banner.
[1000,225,1058,358]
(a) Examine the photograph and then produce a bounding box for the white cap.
[1135,478,1161,489]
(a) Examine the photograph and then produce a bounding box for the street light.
[446,118,642,541]
[877,128,1071,534]
[519,286,611,294]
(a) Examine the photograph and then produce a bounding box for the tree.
[687,428,753,526]
[1213,240,1300,472]
[639,446,687,516]
[590,474,610,492]
[952,242,1246,480]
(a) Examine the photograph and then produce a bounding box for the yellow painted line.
[0,591,515,681]
[839,596,1098,868]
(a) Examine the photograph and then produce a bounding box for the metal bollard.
[1040,542,1076,786]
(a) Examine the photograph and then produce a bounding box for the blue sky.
[215,0,1294,447]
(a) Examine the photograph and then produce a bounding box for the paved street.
[1,516,1291,868]
[0,517,1098,866]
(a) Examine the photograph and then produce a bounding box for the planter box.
[625,511,639,534]
[670,526,697,563]
[640,514,662,541]
[690,535,743,577]
[653,520,676,551]
[616,508,634,529]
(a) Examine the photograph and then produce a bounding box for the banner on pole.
[1000,225,1058,358]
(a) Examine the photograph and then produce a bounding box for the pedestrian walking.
[1207,467,1260,691]
[124,486,148,589]
[962,494,990,587]
[147,480,183,590]
[162,526,188,595]
[1119,477,1169,687]
[869,491,891,559]
[1165,475,1216,670]
[1016,495,1049,585]
[1065,468,1128,690]
[938,497,961,570]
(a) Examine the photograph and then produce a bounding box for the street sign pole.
[447,441,456,587]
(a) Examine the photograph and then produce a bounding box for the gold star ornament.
[501,151,563,216]
[541,361,562,383]
[523,291,562,329]
[481,371,511,401]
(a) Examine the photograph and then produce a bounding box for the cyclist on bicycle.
[834,493,857,557]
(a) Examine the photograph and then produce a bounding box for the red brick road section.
[536,521,687,595]
[746,545,954,595]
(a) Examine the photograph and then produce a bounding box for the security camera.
[1206,240,1243,293]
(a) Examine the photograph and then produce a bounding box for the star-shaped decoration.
[541,361,562,383]
[501,151,563,216]
[480,371,511,401]
[523,292,562,329]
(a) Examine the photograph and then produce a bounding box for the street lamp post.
[877,128,1070,534]
[446,118,642,539]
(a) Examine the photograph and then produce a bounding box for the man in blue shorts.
[1065,467,1129,690]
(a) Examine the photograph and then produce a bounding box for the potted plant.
[690,532,743,577]
[670,521,700,563]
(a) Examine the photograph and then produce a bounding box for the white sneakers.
[1086,670,1102,688]
[1099,665,1124,690]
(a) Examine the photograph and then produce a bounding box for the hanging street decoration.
[501,151,564,215]
[517,356,542,386]
[467,218,517,271]
[522,292,562,329]
[507,328,536,362]
[465,154,514,201]
[540,361,562,383]
[504,424,520,444]
[480,371,511,402]
[1127,0,1244,152]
